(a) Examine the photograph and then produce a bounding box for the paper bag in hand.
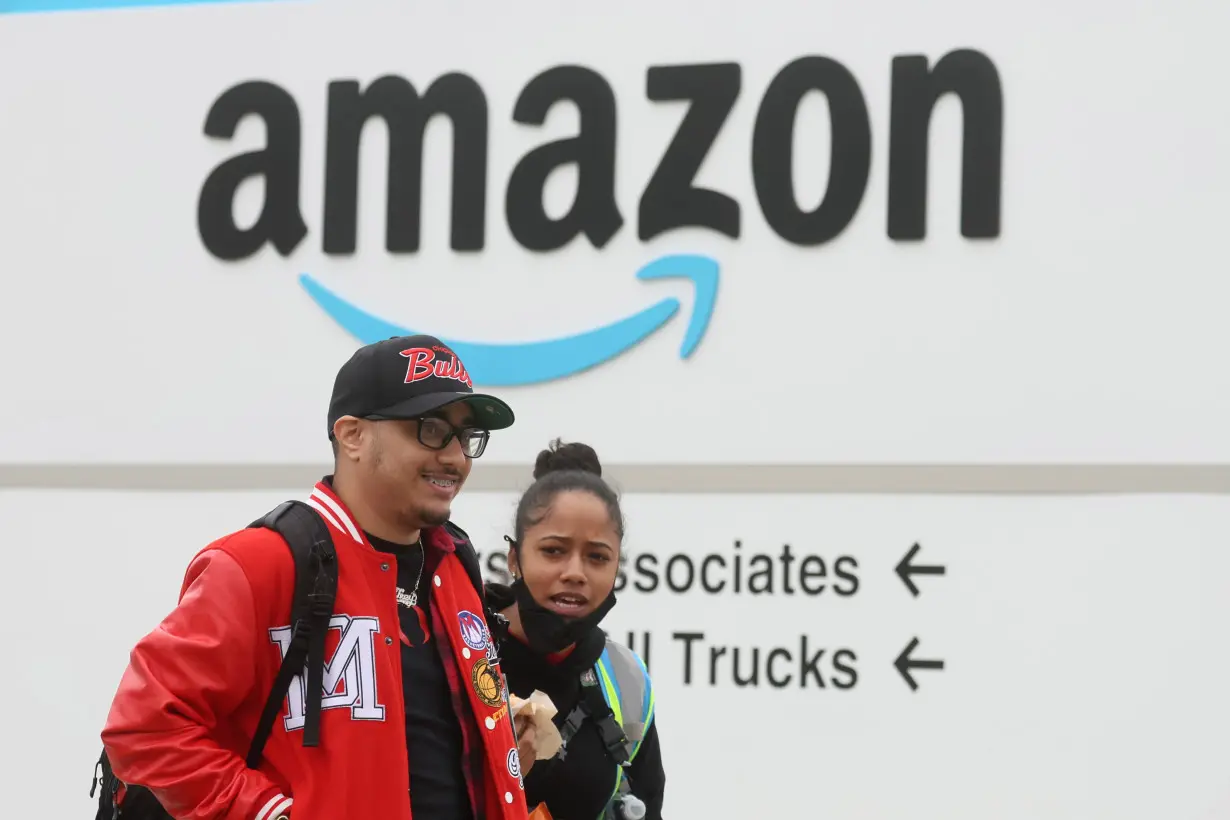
[509,690,563,760]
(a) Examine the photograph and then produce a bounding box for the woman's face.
[509,489,621,618]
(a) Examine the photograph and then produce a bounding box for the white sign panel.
[2,0,1229,465]
[6,488,1228,819]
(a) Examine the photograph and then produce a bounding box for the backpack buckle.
[596,715,630,764]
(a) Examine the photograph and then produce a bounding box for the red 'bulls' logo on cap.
[399,346,473,389]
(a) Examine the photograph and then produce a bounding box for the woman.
[487,439,666,820]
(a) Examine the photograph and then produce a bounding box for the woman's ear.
[503,535,521,579]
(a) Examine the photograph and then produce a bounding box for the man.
[101,334,532,820]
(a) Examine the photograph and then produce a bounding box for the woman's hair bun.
[533,438,603,480]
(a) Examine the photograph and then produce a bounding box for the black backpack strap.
[88,500,338,818]
[555,669,628,762]
[244,500,338,766]
[578,669,631,765]
[443,520,484,595]
[564,671,643,820]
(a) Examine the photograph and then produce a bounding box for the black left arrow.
[894,637,944,692]
[895,542,946,597]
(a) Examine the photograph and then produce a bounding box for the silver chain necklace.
[395,540,425,609]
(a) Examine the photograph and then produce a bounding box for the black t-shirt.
[368,533,473,820]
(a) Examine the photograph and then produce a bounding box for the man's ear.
[332,416,364,460]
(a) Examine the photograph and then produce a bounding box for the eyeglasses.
[415,416,490,458]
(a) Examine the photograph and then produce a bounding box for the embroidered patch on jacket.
[471,658,504,708]
[507,746,523,785]
[457,610,489,651]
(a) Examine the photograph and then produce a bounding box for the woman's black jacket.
[487,583,666,820]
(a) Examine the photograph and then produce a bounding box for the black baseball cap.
[327,334,515,437]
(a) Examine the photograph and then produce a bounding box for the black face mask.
[510,576,617,654]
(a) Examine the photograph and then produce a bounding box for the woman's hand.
[514,713,538,776]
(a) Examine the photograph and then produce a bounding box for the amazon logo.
[191,54,1002,386]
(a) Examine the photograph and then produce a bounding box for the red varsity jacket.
[101,479,530,820]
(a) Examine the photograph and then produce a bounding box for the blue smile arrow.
[0,0,294,12]
[298,254,720,387]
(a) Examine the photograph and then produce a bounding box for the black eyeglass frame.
[362,414,491,458]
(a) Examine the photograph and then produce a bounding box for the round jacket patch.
[506,746,522,783]
[457,610,488,651]
[471,658,504,708]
